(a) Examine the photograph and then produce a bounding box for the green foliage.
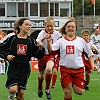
[73,0,100,16]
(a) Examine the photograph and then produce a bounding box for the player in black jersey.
[0,17,45,100]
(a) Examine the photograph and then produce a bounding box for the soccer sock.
[38,76,44,90]
[45,73,52,90]
[16,98,24,100]
[85,81,89,86]
[52,74,57,86]
[64,97,72,100]
[0,62,2,74]
[8,93,15,100]
[1,62,5,74]
[16,98,20,100]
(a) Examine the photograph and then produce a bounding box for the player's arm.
[88,56,97,70]
[91,46,99,54]
[32,39,45,59]
[0,37,11,60]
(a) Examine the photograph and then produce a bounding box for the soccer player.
[0,20,18,99]
[51,55,60,89]
[0,30,5,74]
[0,20,18,44]
[46,18,94,100]
[36,17,61,99]
[81,29,98,90]
[90,28,100,71]
[0,17,45,100]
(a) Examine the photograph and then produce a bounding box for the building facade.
[0,0,73,31]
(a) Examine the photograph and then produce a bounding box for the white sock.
[8,93,15,100]
[0,62,2,74]
[1,62,5,74]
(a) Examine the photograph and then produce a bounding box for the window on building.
[50,3,54,16]
[60,2,69,17]
[55,3,59,16]
[7,3,17,17]
[18,3,28,17]
[0,4,5,16]
[18,3,24,17]
[40,2,48,17]
[30,3,38,16]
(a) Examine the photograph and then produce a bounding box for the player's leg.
[0,61,2,74]
[16,89,24,100]
[85,71,91,90]
[1,59,5,74]
[8,85,18,100]
[45,60,54,99]
[38,70,45,98]
[63,83,72,100]
[51,68,57,89]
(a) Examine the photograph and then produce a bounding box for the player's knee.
[9,86,17,94]
[74,89,85,95]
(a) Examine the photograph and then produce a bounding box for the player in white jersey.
[90,28,100,72]
[36,17,61,99]
[81,29,98,90]
[46,18,94,100]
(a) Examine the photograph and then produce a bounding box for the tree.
[73,0,100,17]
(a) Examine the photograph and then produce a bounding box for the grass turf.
[0,70,100,100]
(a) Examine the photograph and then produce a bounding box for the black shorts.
[6,62,31,90]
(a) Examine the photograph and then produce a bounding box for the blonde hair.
[44,17,55,25]
[59,17,77,35]
[81,29,90,35]
[14,20,18,30]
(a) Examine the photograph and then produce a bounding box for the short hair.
[14,20,18,30]
[44,17,55,25]
[81,29,90,35]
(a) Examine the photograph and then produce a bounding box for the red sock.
[38,76,44,90]
[16,98,20,100]
[64,97,72,100]
[45,73,52,90]
[52,74,57,86]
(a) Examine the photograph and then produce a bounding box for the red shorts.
[84,60,92,73]
[38,55,54,71]
[60,66,84,89]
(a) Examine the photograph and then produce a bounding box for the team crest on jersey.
[17,44,27,55]
[66,45,74,54]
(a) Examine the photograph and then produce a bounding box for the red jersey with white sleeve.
[36,30,61,55]
[51,36,93,69]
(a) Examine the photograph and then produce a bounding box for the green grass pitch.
[0,70,100,100]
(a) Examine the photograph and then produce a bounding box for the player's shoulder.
[39,30,45,34]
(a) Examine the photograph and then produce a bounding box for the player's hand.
[45,34,51,39]
[7,55,15,61]
[37,41,43,50]
[93,65,98,71]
